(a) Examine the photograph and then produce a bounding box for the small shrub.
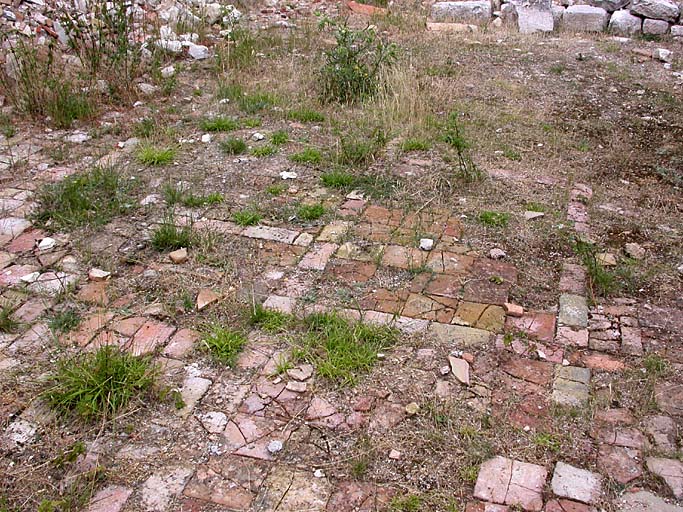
[43,346,156,421]
[321,170,356,188]
[202,325,247,366]
[49,309,81,334]
[401,138,431,152]
[151,219,194,251]
[642,353,670,378]
[0,304,19,333]
[220,137,247,155]
[232,209,262,226]
[270,130,289,146]
[478,211,510,228]
[575,240,636,297]
[33,166,131,230]
[290,148,323,165]
[442,112,481,182]
[200,116,239,132]
[287,108,325,123]
[318,19,397,103]
[297,203,325,221]
[250,145,277,157]
[137,144,176,166]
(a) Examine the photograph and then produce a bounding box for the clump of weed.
[290,148,323,165]
[442,112,481,182]
[270,130,289,146]
[337,131,386,167]
[43,346,156,421]
[232,208,262,226]
[287,108,325,123]
[163,184,223,207]
[251,145,277,157]
[642,353,670,378]
[266,184,287,196]
[134,117,158,138]
[151,218,194,251]
[201,325,247,366]
[389,494,423,512]
[250,304,293,333]
[503,146,521,161]
[200,116,239,132]
[49,309,81,334]
[318,19,397,103]
[137,144,176,166]
[0,303,19,333]
[33,166,132,230]
[321,170,356,188]
[478,211,510,228]
[220,137,247,155]
[243,117,262,128]
[574,240,639,298]
[297,203,325,221]
[401,138,431,152]
[292,312,398,386]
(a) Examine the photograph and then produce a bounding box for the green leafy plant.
[442,112,481,182]
[0,303,19,334]
[49,309,81,334]
[232,209,262,226]
[478,211,510,228]
[43,346,156,421]
[318,19,397,104]
[202,325,247,366]
[33,166,132,230]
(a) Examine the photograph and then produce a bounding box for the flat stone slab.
[616,490,683,512]
[429,322,492,347]
[559,294,588,328]
[551,462,602,504]
[431,0,492,23]
[86,485,133,512]
[474,456,547,511]
[552,366,591,407]
[646,457,683,498]
[242,226,299,245]
[256,466,331,511]
[655,383,683,416]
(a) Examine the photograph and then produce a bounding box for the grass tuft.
[49,309,81,334]
[321,170,355,188]
[0,303,19,333]
[33,167,131,230]
[478,211,510,228]
[43,346,156,421]
[220,137,247,155]
[270,130,289,146]
[290,148,323,165]
[232,209,262,226]
[292,312,398,386]
[137,144,176,166]
[250,304,293,333]
[401,138,431,152]
[201,325,247,366]
[287,108,325,123]
[297,203,325,221]
[151,219,194,251]
[200,116,239,132]
[250,145,277,158]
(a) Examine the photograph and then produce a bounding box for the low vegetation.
[201,325,247,366]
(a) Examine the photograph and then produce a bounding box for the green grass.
[270,130,289,146]
[200,116,239,132]
[151,219,194,251]
[266,184,287,196]
[400,138,431,152]
[642,353,670,377]
[239,92,276,114]
[232,209,262,226]
[533,432,562,453]
[389,495,423,512]
[49,309,81,334]
[243,117,262,128]
[137,144,176,166]
[287,108,325,123]
[337,134,383,167]
[321,170,355,188]
[0,304,19,333]
[201,325,247,366]
[250,145,277,157]
[163,184,223,207]
[575,240,638,297]
[43,346,156,421]
[220,137,247,155]
[133,118,157,138]
[292,312,398,386]
[503,147,522,161]
[478,211,510,228]
[525,202,546,212]
[297,203,325,221]
[0,113,16,138]
[46,81,94,129]
[33,166,132,230]
[250,304,293,333]
[290,148,323,165]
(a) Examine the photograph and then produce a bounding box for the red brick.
[163,329,200,359]
[125,319,175,356]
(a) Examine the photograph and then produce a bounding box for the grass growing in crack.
[290,148,323,165]
[574,240,639,298]
[33,166,132,230]
[478,211,510,228]
[401,138,431,152]
[220,137,247,155]
[151,219,194,251]
[250,145,276,157]
[137,144,176,166]
[200,116,239,132]
[250,304,293,333]
[287,108,325,123]
[297,203,325,221]
[321,170,355,188]
[292,312,398,386]
[232,209,262,226]
[270,130,289,146]
[273,355,294,376]
[49,309,81,334]
[0,304,19,333]
[43,346,156,421]
[163,184,223,207]
[201,325,247,366]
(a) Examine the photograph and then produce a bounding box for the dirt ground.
[0,2,682,511]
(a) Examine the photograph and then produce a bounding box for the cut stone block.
[431,0,492,23]
[562,5,610,31]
